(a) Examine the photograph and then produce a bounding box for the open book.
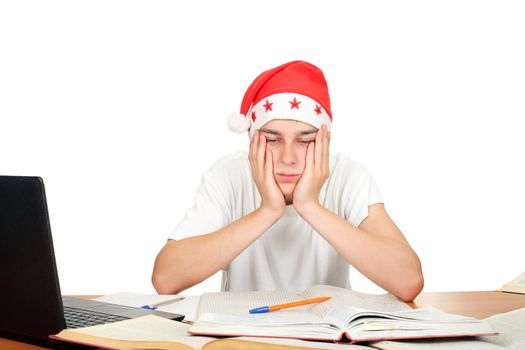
[500,271,525,294]
[189,285,497,344]
[49,314,373,350]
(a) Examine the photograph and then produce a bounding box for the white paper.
[371,339,508,350]
[197,284,408,317]
[95,291,184,308]
[157,295,200,322]
[481,307,525,350]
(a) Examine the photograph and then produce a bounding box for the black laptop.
[0,176,184,348]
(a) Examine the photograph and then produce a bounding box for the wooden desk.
[2,291,525,349]
[407,290,525,319]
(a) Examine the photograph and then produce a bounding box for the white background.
[1,1,524,296]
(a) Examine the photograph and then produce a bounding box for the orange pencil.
[249,296,331,314]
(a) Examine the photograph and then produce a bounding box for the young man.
[152,61,423,301]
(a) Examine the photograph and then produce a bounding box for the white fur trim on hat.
[248,93,331,138]
[227,112,251,133]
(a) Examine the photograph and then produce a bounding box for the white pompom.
[227,112,251,133]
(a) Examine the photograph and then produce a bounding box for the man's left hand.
[292,124,330,212]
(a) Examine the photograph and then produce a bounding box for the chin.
[278,183,296,204]
[283,193,294,205]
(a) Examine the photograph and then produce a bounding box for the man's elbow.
[397,272,424,302]
[151,270,184,295]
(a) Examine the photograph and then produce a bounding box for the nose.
[278,142,297,166]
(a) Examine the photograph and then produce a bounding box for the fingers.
[313,125,330,176]
[249,131,266,178]
[305,138,315,174]
[249,131,258,167]
[265,144,274,179]
[322,125,330,176]
[257,133,266,176]
[314,125,323,170]
[321,125,330,174]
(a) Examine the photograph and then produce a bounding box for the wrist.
[255,205,284,224]
[293,200,323,217]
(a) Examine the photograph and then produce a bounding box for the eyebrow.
[259,128,318,136]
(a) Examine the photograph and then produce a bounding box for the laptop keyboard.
[64,306,128,328]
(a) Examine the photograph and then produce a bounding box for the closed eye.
[264,138,314,145]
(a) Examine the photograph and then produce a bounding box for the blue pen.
[249,306,270,314]
[140,296,185,311]
[141,305,158,310]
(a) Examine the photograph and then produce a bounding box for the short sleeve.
[169,165,232,240]
[338,160,383,227]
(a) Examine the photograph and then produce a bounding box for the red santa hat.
[228,60,332,137]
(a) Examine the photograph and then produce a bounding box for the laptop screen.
[0,176,66,343]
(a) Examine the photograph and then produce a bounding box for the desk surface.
[407,290,525,319]
[2,291,525,349]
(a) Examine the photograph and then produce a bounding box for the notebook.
[0,175,184,348]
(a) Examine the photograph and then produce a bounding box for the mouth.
[276,173,301,182]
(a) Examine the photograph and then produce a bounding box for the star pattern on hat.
[314,104,322,115]
[251,111,257,121]
[263,99,273,112]
[289,97,301,109]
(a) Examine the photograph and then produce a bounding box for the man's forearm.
[152,207,281,294]
[296,203,423,301]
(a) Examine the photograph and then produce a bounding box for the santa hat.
[228,60,332,137]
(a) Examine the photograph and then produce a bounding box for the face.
[258,119,318,204]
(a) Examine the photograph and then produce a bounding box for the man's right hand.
[249,131,286,218]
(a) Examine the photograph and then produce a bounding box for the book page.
[232,337,376,349]
[198,285,409,319]
[95,292,184,308]
[197,311,326,326]
[323,306,475,330]
[58,315,215,349]
[370,339,508,350]
[481,306,525,350]
[347,319,495,342]
[190,312,342,341]
[197,290,301,316]
[159,295,201,322]
[303,285,410,319]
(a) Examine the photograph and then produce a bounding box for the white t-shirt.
[169,151,383,293]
